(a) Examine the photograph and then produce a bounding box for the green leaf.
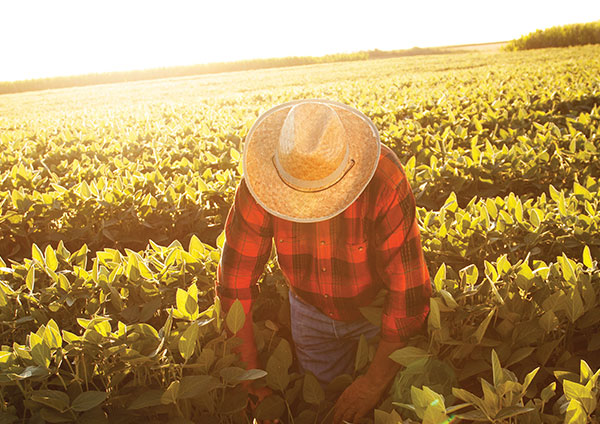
[495,405,536,420]
[176,288,198,320]
[388,346,431,366]
[32,243,44,264]
[565,399,587,424]
[549,184,560,202]
[411,386,447,420]
[515,199,524,223]
[92,320,111,337]
[583,246,593,269]
[179,375,221,399]
[226,299,245,335]
[529,208,541,227]
[563,380,591,403]
[491,350,503,387]
[216,230,226,249]
[522,367,540,393]
[230,147,241,161]
[128,390,163,409]
[423,405,450,424]
[354,334,369,372]
[45,245,59,272]
[236,368,267,382]
[220,366,247,384]
[565,288,585,323]
[188,235,207,258]
[30,334,51,368]
[71,391,107,412]
[452,388,486,416]
[428,297,441,330]
[359,306,382,326]
[515,263,535,291]
[560,253,577,285]
[125,253,141,281]
[26,266,35,292]
[541,382,556,403]
[433,263,446,291]
[9,365,50,380]
[43,319,62,349]
[31,390,70,412]
[473,309,495,344]
[506,347,535,368]
[481,379,500,417]
[580,360,593,384]
[178,322,199,360]
[374,409,404,424]
[303,373,325,405]
[161,380,180,404]
[266,339,292,391]
[559,191,568,216]
[254,394,285,421]
[442,192,458,213]
[484,260,498,282]
[460,264,479,286]
[486,198,498,219]
[69,244,88,267]
[439,289,459,309]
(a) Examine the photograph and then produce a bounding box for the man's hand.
[333,338,405,423]
[333,375,385,424]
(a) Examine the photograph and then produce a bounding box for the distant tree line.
[504,20,600,51]
[0,47,458,95]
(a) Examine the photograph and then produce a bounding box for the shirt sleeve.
[216,179,273,314]
[374,161,432,343]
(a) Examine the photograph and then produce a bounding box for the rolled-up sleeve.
[216,179,273,314]
[374,163,431,343]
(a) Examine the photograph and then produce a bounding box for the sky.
[1,0,599,82]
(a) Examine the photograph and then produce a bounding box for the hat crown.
[277,103,348,183]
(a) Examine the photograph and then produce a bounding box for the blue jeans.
[289,290,380,385]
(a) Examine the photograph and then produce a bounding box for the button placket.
[316,222,332,301]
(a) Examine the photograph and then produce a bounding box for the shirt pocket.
[344,239,368,263]
[333,239,371,284]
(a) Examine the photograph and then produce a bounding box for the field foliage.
[504,21,600,51]
[0,47,461,96]
[0,45,599,423]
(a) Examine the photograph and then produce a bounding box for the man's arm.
[216,179,273,369]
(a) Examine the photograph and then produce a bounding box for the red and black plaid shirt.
[217,145,431,343]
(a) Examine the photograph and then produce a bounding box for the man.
[217,99,431,423]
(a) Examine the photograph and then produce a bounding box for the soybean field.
[0,44,599,423]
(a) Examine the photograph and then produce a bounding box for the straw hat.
[243,99,381,222]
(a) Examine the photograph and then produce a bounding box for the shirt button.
[321,267,327,272]
[358,246,364,251]
[328,312,333,317]
[320,240,326,245]
[323,294,329,298]
[279,239,284,243]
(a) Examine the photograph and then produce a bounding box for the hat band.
[272,146,353,193]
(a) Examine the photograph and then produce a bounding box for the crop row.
[418,178,600,271]
[0,222,598,422]
[1,52,598,260]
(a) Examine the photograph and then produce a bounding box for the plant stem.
[319,405,335,424]
[285,400,295,424]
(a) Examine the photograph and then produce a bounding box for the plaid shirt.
[217,145,431,342]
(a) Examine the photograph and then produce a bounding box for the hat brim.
[243,99,381,223]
